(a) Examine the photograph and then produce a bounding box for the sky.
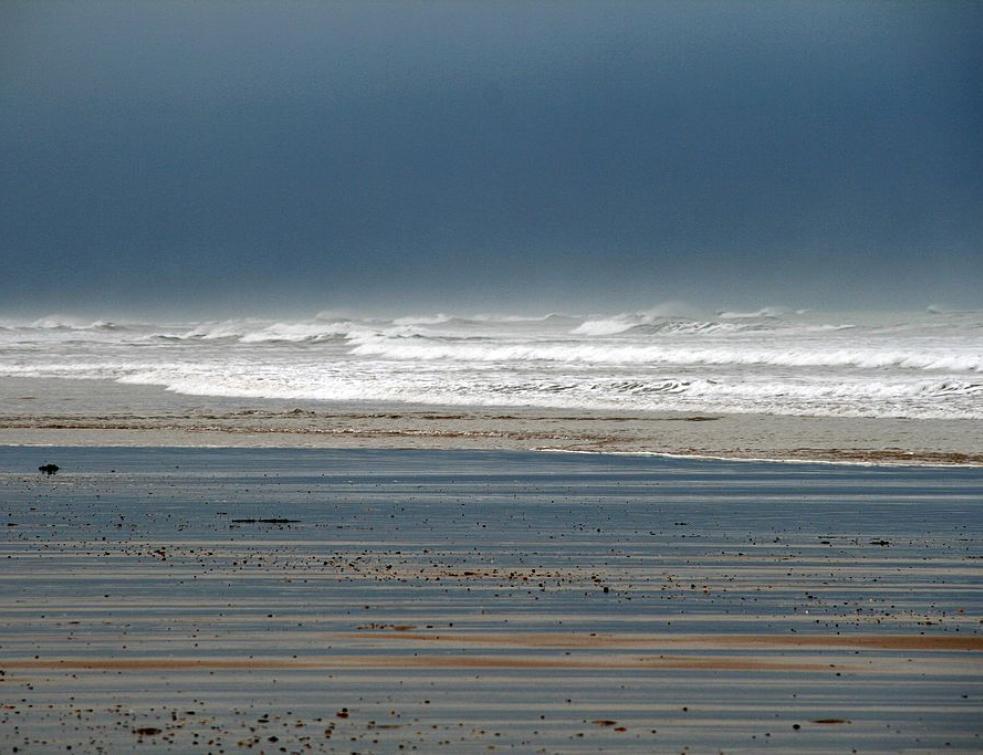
[1,1,981,317]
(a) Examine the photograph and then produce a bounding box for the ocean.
[1,308,980,420]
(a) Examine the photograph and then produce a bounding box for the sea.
[1,308,980,420]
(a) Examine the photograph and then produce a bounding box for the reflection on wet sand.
[1,447,980,752]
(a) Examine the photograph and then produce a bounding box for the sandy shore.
[1,446,980,752]
[2,377,982,464]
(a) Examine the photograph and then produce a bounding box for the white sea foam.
[1,309,981,419]
[571,315,645,336]
[349,338,983,372]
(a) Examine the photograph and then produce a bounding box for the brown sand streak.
[349,631,983,652]
[2,655,836,672]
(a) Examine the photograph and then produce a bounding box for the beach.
[2,446,980,752]
[5,1,981,751]
[2,377,982,466]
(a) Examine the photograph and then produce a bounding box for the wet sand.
[2,377,982,465]
[1,447,981,752]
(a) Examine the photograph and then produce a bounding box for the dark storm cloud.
[1,1,981,315]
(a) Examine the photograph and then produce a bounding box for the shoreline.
[3,436,982,469]
[538,447,983,469]
[2,376,982,466]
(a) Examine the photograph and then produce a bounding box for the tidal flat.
[2,377,982,466]
[1,447,981,753]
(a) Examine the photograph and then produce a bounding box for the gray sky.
[2,1,981,317]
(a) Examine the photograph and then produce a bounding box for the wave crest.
[2,308,981,420]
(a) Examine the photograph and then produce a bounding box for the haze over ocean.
[2,1,981,316]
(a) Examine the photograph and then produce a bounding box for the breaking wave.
[1,307,981,419]
[350,338,982,372]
